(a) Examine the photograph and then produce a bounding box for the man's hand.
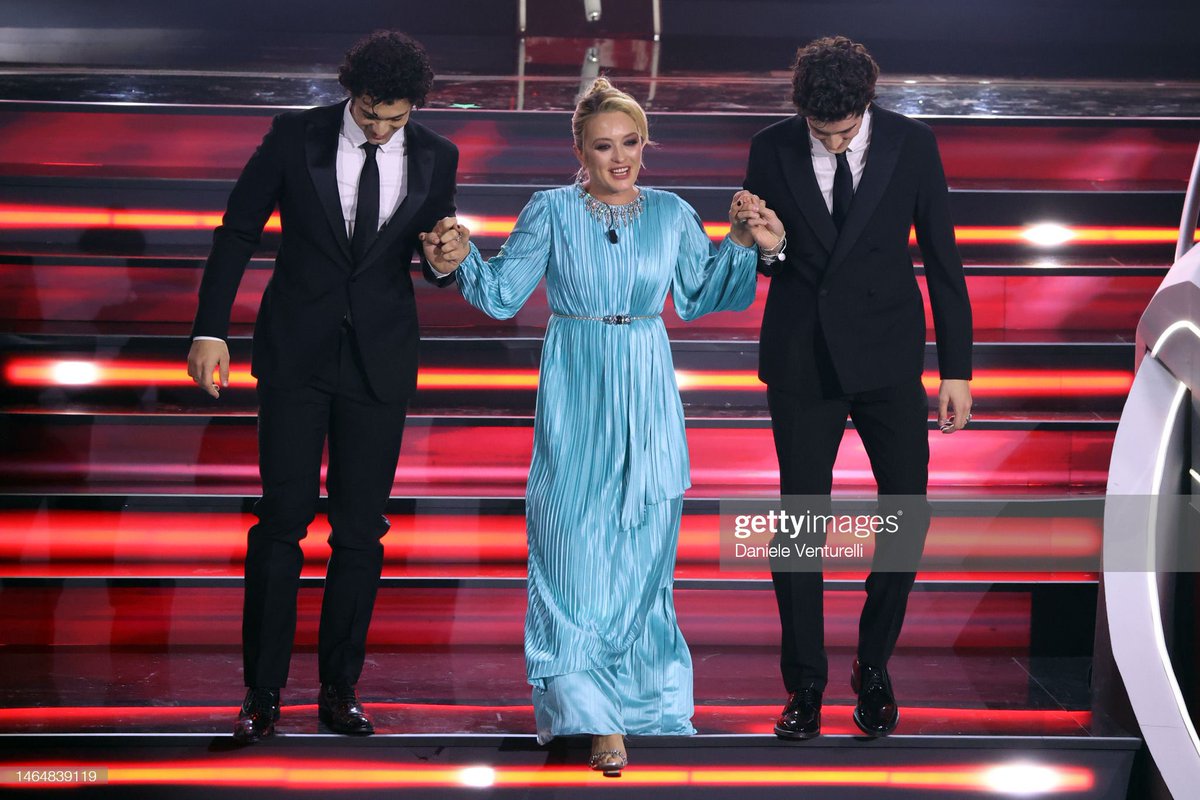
[187,339,230,399]
[938,379,972,434]
[420,216,471,274]
[729,190,785,250]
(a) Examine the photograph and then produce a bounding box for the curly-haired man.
[744,36,973,739]
[187,30,459,742]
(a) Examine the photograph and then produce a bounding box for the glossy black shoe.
[773,685,822,739]
[232,687,280,743]
[318,683,374,736]
[852,659,899,736]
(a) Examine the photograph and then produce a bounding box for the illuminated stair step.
[0,106,1194,188]
[0,584,1042,650]
[0,416,1115,495]
[0,262,1164,335]
[0,505,1103,581]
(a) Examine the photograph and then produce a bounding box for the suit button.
[819,289,829,297]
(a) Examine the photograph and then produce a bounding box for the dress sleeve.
[455,191,551,320]
[671,196,757,321]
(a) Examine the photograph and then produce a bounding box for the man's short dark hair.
[338,30,434,107]
[791,36,879,121]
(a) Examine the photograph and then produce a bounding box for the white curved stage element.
[1105,358,1194,791]
[1106,143,1200,797]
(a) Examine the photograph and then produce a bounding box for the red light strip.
[0,702,1093,735]
[0,754,1094,790]
[3,357,1132,396]
[0,204,279,232]
[0,423,1116,492]
[0,204,1192,246]
[0,563,1098,581]
[0,509,1101,564]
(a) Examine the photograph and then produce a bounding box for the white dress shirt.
[809,106,872,215]
[338,101,408,239]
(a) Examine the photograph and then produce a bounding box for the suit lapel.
[306,101,352,262]
[352,122,433,276]
[825,106,906,277]
[779,116,838,254]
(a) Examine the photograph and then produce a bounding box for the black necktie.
[352,142,380,262]
[832,150,853,230]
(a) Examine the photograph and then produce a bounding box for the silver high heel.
[589,738,628,777]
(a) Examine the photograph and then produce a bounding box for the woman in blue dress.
[422,78,784,773]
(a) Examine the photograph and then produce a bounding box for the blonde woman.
[423,78,783,773]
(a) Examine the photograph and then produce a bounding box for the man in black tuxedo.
[743,36,973,738]
[186,31,461,742]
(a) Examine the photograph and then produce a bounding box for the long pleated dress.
[454,185,756,743]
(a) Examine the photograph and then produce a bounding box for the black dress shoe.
[773,685,822,739]
[233,687,280,743]
[852,659,899,736]
[318,683,374,736]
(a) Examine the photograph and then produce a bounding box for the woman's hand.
[420,217,472,273]
[728,190,785,250]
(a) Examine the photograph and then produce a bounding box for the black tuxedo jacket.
[192,100,458,402]
[744,105,972,397]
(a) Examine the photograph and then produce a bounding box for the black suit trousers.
[767,377,930,693]
[242,323,407,688]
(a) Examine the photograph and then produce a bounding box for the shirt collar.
[340,100,407,154]
[808,105,873,156]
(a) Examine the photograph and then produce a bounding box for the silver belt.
[551,312,660,325]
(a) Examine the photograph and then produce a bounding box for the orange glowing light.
[3,358,1133,397]
[454,214,519,237]
[418,368,539,389]
[0,204,281,231]
[0,203,1191,247]
[0,758,1094,791]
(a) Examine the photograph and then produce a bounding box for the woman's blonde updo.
[571,77,651,153]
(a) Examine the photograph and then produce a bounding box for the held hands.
[938,379,973,434]
[420,216,471,274]
[729,190,784,250]
[186,338,230,399]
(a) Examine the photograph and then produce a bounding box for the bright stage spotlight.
[983,763,1066,795]
[459,766,496,788]
[1022,223,1076,246]
[50,360,100,386]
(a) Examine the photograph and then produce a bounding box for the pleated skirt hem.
[535,722,698,747]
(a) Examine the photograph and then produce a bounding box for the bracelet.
[759,232,787,264]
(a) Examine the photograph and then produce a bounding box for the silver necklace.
[576,182,644,243]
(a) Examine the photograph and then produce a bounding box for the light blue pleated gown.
[455,185,756,743]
